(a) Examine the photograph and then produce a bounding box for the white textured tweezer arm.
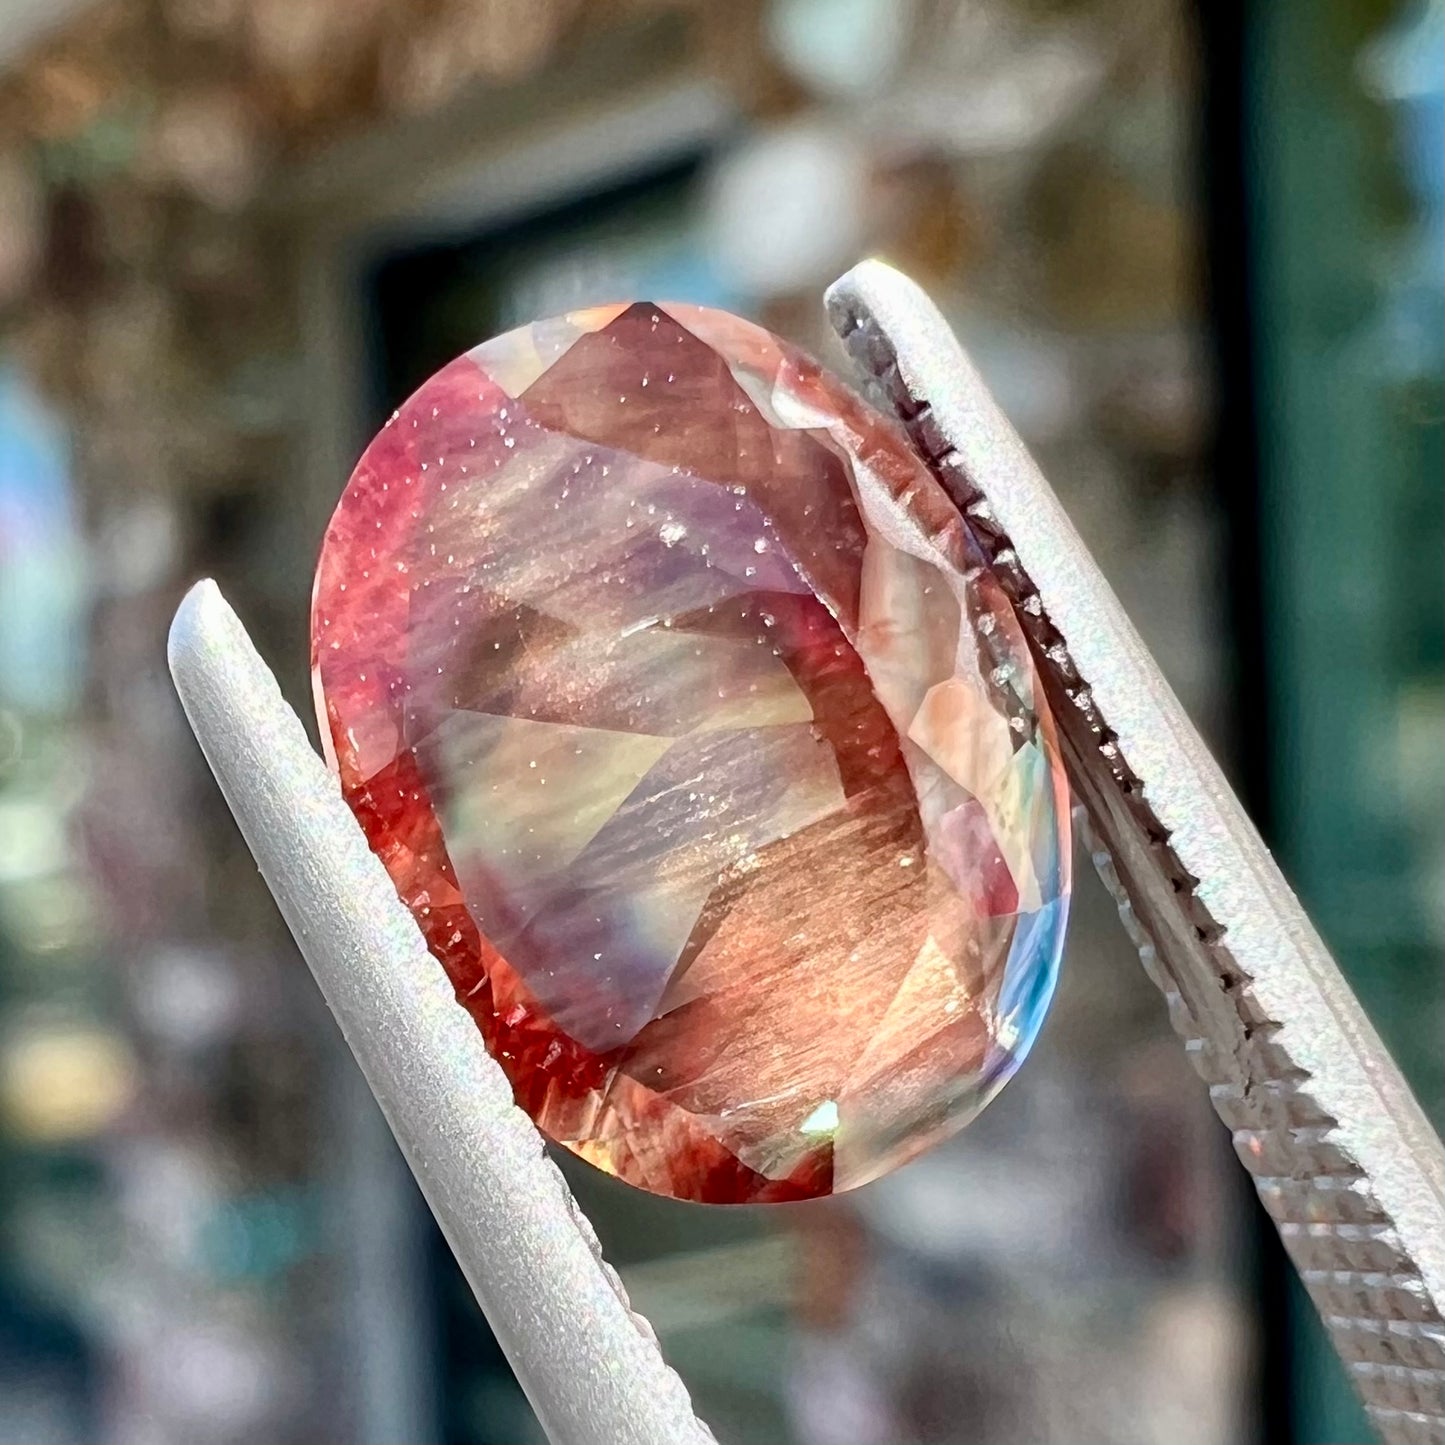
[167,581,716,1445]
[827,260,1445,1444]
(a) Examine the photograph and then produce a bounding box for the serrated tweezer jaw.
[826,259,1445,1443]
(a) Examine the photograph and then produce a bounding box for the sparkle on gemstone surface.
[311,302,1071,1203]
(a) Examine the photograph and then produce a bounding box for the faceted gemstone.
[312,302,1071,1203]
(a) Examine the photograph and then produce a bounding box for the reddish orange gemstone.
[312,303,1070,1203]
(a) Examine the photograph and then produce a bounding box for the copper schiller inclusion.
[312,302,1070,1203]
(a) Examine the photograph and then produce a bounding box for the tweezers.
[167,259,1445,1445]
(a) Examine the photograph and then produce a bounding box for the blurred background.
[0,0,1439,1441]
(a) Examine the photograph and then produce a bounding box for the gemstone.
[311,302,1071,1203]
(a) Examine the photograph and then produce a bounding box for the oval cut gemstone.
[312,303,1071,1203]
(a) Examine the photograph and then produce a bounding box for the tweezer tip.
[167,577,230,684]
[824,256,916,326]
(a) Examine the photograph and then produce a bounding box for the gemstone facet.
[312,303,1071,1203]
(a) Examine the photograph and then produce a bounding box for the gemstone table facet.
[311,302,1071,1203]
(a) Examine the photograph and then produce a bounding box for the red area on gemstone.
[312,302,1070,1202]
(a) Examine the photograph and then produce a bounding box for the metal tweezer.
[167,260,1445,1445]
